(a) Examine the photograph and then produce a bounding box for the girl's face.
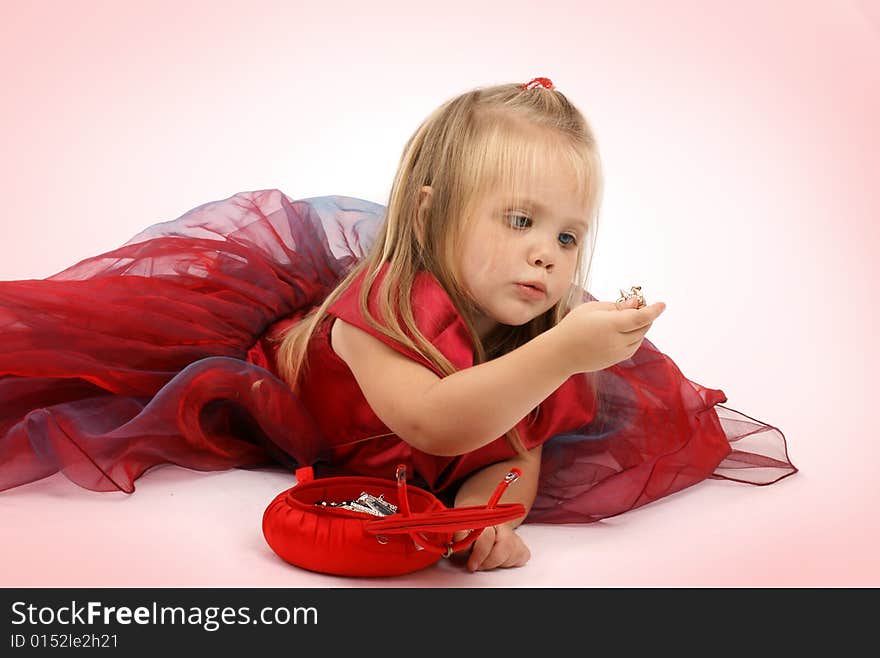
[455,168,589,339]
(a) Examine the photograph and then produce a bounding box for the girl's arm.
[450,445,542,570]
[419,329,572,455]
[332,318,573,457]
[452,443,542,528]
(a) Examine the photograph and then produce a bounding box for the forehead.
[463,125,595,225]
[481,166,589,220]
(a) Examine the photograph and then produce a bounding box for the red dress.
[0,189,797,523]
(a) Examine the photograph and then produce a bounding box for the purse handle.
[362,464,526,557]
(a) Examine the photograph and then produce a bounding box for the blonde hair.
[270,80,604,457]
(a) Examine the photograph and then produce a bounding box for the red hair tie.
[520,77,554,90]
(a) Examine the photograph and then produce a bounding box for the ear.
[416,185,433,247]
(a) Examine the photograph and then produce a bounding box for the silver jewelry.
[616,285,646,308]
[314,492,399,517]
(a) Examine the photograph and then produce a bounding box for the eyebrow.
[506,198,589,231]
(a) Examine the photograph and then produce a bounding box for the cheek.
[457,246,489,289]
[464,260,494,286]
[461,238,503,278]
[554,262,578,298]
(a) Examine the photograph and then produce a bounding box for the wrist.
[541,324,578,379]
[453,491,484,508]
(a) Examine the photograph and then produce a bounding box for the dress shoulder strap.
[327,262,474,375]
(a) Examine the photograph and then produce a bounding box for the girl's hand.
[552,295,666,376]
[450,525,531,572]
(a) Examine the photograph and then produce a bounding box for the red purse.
[262,464,525,577]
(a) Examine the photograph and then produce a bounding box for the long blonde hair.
[270,80,604,457]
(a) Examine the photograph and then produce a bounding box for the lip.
[514,282,547,301]
[517,280,547,294]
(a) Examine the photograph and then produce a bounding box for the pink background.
[1,0,877,586]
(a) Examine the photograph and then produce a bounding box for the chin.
[494,307,545,327]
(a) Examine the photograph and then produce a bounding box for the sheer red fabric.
[0,189,797,524]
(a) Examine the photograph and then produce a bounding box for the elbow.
[404,422,482,457]
[422,442,467,458]
[404,430,458,457]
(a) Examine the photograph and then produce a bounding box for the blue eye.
[508,213,530,229]
[506,214,578,248]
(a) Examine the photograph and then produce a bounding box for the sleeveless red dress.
[0,189,797,523]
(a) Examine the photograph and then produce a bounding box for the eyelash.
[506,214,579,248]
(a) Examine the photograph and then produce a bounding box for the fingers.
[588,298,663,318]
[585,299,640,311]
[448,529,475,564]
[458,526,532,572]
[478,541,530,571]
[474,537,514,572]
[618,302,666,332]
[614,297,641,311]
[621,322,652,339]
[582,300,619,311]
[466,527,495,572]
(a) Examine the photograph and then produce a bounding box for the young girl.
[0,77,797,573]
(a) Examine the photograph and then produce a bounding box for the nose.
[529,239,555,270]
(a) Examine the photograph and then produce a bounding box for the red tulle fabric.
[0,189,797,523]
